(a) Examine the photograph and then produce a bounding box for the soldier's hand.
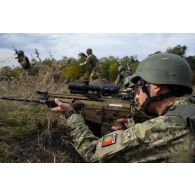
[51,98,74,112]
[111,118,128,131]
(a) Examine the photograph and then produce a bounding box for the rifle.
[13,46,19,59]
[0,83,135,136]
[13,46,18,54]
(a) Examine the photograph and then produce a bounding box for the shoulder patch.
[101,133,117,147]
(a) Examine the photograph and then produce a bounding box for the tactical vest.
[165,104,195,134]
[165,104,195,162]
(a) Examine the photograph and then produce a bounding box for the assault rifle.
[13,46,19,58]
[0,83,135,136]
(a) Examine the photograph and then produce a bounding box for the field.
[1,68,195,163]
[0,74,84,163]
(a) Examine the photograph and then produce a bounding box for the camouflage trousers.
[89,63,102,82]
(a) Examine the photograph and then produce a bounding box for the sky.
[1,33,195,67]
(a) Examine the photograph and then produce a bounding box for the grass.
[0,73,83,163]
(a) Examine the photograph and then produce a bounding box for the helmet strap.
[140,92,176,113]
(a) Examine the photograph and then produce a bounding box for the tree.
[108,63,118,81]
[166,45,187,57]
[185,55,195,70]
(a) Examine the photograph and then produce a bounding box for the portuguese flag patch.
[101,133,117,147]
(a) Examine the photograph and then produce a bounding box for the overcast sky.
[1,33,195,67]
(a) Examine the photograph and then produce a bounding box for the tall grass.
[0,72,83,162]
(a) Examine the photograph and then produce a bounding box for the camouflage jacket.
[67,95,195,162]
[80,54,99,67]
[18,55,31,70]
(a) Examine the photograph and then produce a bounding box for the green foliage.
[101,56,118,80]
[166,45,187,57]
[42,58,53,67]
[9,67,23,78]
[108,63,118,81]
[0,44,195,82]
[60,65,80,81]
[131,61,139,73]
[185,56,195,70]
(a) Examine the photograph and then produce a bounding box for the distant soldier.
[15,50,31,74]
[80,48,102,83]
[78,52,89,80]
[123,75,134,90]
[115,61,132,89]
[127,62,133,75]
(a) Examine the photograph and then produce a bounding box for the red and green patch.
[101,133,117,147]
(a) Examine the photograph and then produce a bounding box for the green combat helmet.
[17,50,24,56]
[86,48,92,55]
[131,53,192,94]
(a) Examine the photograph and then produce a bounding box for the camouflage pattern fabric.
[18,55,31,70]
[80,54,102,82]
[115,69,132,88]
[89,62,102,82]
[67,95,195,162]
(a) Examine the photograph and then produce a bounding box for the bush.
[60,65,80,81]
[108,63,118,81]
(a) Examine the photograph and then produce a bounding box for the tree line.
[1,45,195,82]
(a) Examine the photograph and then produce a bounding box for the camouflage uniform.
[17,55,31,70]
[115,65,132,89]
[16,51,32,74]
[66,95,195,162]
[65,53,195,162]
[80,51,102,82]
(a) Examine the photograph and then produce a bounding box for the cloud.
[0,48,19,67]
[1,33,195,66]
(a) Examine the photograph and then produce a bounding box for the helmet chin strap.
[140,87,176,113]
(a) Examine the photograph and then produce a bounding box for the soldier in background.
[127,62,133,75]
[78,52,89,81]
[115,60,132,89]
[80,48,102,83]
[15,50,32,74]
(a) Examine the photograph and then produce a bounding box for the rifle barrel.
[0,96,44,104]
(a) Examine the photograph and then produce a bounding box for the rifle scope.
[68,83,119,96]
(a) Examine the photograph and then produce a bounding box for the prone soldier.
[52,53,195,162]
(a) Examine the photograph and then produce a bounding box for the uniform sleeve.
[80,55,92,66]
[66,114,140,162]
[67,112,192,162]
[67,114,99,162]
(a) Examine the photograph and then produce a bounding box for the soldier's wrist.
[64,109,77,119]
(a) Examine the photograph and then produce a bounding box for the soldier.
[80,48,102,83]
[78,52,90,81]
[127,62,133,75]
[15,50,31,74]
[52,53,195,162]
[115,61,132,89]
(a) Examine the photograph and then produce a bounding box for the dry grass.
[0,72,83,163]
